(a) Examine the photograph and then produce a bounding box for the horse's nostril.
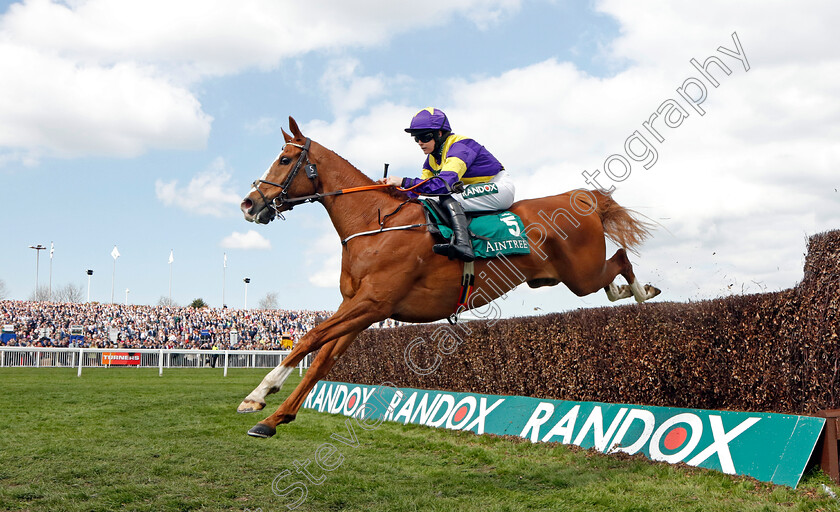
[241,198,253,211]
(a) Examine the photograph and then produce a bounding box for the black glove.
[450,181,465,194]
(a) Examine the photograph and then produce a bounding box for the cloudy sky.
[1,0,837,317]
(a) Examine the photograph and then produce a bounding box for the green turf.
[0,368,838,511]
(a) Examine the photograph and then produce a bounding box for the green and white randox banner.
[303,381,824,488]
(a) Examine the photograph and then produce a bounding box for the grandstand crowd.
[0,300,347,350]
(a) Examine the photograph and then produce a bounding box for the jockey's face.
[415,131,438,155]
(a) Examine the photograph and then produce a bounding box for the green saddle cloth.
[421,199,531,259]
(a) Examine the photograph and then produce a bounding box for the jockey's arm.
[377,167,433,188]
[399,158,467,196]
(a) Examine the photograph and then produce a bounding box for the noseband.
[251,138,319,222]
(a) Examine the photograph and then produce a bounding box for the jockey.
[379,107,515,262]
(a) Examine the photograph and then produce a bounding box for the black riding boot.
[433,196,475,262]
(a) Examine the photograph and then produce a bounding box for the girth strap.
[449,261,475,324]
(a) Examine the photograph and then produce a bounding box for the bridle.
[251,138,319,223]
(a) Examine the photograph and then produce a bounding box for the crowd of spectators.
[0,300,335,350]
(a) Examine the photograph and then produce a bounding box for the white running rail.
[0,346,310,377]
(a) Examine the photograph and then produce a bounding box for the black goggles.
[413,132,435,143]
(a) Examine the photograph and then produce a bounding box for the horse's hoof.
[237,399,266,414]
[247,423,276,438]
[644,284,662,299]
[277,414,297,425]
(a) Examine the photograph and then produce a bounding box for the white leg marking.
[605,282,634,302]
[246,365,294,403]
[606,282,622,302]
[630,279,651,303]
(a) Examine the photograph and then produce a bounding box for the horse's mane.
[383,187,414,203]
[322,145,415,203]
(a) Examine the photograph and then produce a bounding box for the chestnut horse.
[238,117,660,438]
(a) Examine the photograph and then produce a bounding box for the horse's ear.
[288,116,304,140]
[281,128,293,143]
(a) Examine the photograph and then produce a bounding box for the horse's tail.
[588,189,653,255]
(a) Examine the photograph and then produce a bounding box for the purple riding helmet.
[405,107,451,134]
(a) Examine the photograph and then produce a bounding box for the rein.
[252,140,456,223]
[263,175,446,208]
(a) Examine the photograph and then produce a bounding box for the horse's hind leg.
[602,249,634,301]
[605,281,634,301]
[602,248,660,303]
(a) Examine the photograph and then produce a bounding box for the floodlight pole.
[86,270,94,302]
[243,278,250,309]
[111,258,116,304]
[168,252,173,306]
[28,244,46,298]
[49,241,53,301]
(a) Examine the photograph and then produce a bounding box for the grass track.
[0,368,838,512]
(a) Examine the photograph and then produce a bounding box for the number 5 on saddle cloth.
[420,199,531,260]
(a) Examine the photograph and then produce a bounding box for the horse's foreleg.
[236,332,342,414]
[247,333,358,438]
[237,295,382,413]
[238,333,330,414]
[241,289,393,433]
[237,361,296,413]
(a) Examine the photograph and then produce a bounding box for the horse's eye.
[279,157,292,165]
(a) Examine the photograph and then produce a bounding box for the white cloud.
[220,230,272,250]
[244,117,280,135]
[320,59,397,117]
[0,42,211,160]
[305,225,342,288]
[0,0,522,76]
[306,103,421,179]
[0,0,521,160]
[308,253,341,288]
[155,158,242,217]
[598,0,840,69]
